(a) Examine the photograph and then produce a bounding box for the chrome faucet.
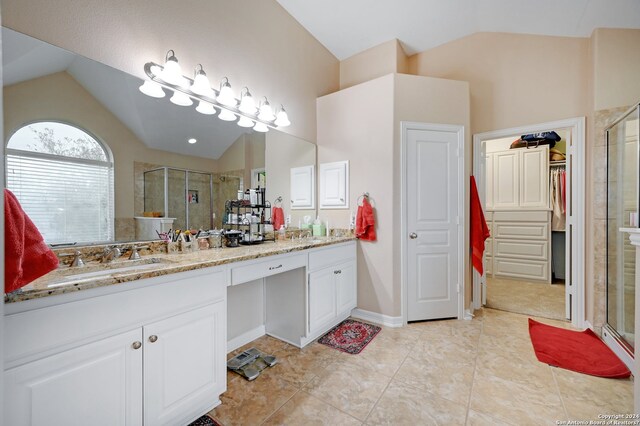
[299,230,312,240]
[100,246,121,263]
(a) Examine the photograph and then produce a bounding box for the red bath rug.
[318,319,381,354]
[528,318,631,378]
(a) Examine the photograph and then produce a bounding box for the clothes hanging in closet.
[550,166,566,231]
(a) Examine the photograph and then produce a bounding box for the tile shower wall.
[212,170,243,229]
[592,106,633,333]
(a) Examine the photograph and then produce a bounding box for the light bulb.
[190,65,215,97]
[253,122,269,133]
[159,50,183,86]
[237,116,254,128]
[274,106,291,127]
[196,101,216,115]
[169,91,193,106]
[188,138,197,144]
[139,80,165,98]
[218,78,237,107]
[258,99,275,121]
[218,109,237,121]
[239,88,257,114]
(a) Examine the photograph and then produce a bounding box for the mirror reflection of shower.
[213,174,243,228]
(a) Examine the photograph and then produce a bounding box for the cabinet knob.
[409,232,418,239]
[132,341,142,350]
[149,335,158,343]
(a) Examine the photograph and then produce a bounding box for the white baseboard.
[464,306,475,320]
[227,325,265,353]
[351,308,403,328]
[583,320,593,330]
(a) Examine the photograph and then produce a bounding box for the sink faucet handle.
[71,250,84,267]
[128,245,141,260]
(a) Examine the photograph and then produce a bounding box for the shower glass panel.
[143,167,214,231]
[144,168,166,216]
[606,103,640,351]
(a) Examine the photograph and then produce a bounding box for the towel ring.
[357,192,370,206]
[274,196,283,207]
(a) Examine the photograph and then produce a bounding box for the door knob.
[149,335,158,343]
[132,341,142,350]
[409,232,418,239]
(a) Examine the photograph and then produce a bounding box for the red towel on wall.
[272,206,285,231]
[470,176,490,275]
[356,198,376,241]
[5,189,59,293]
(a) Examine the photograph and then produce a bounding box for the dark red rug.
[318,319,381,354]
[188,414,222,426]
[528,319,631,378]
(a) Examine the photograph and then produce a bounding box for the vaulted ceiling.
[277,0,640,60]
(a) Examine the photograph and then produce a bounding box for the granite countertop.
[6,236,356,304]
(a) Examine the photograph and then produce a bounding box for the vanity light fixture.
[239,87,257,115]
[237,116,254,128]
[217,78,237,107]
[195,100,216,115]
[140,50,291,131]
[274,105,291,127]
[188,138,197,144]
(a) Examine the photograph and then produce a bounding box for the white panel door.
[492,150,519,209]
[309,268,337,332]
[290,165,315,209]
[5,329,143,426]
[335,261,357,314]
[144,302,225,426]
[485,152,494,210]
[319,161,349,208]
[406,126,461,321]
[520,146,549,208]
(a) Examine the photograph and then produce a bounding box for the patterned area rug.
[318,319,381,354]
[188,414,222,426]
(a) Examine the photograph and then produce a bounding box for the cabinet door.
[144,302,226,426]
[335,261,357,314]
[5,329,143,426]
[319,161,349,208]
[519,146,549,208]
[492,150,519,209]
[290,165,315,209]
[309,268,337,333]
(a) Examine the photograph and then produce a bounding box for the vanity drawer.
[231,253,307,285]
[493,222,548,240]
[494,258,549,282]
[494,239,548,260]
[308,242,356,272]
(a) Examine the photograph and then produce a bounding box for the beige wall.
[408,32,591,135]
[265,130,316,225]
[4,72,219,224]
[340,39,408,90]
[317,73,470,317]
[2,0,339,143]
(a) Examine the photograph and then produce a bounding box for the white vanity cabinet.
[4,267,227,426]
[307,243,357,336]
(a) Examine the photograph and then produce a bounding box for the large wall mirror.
[3,27,317,244]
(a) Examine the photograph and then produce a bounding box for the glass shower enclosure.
[605,102,640,363]
[144,167,214,231]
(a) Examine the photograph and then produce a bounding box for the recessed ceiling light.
[188,138,197,144]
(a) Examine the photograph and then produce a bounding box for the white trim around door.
[401,122,466,324]
[472,117,586,329]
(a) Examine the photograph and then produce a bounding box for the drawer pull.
[132,341,142,350]
[269,264,283,271]
[334,270,342,274]
[149,335,158,343]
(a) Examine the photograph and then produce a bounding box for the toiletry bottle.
[278,225,286,241]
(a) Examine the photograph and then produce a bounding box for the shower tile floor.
[208,309,633,425]
[486,276,567,320]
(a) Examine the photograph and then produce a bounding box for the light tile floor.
[486,276,566,320]
[209,309,633,425]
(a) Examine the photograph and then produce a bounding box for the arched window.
[6,121,114,244]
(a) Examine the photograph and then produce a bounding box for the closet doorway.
[472,118,586,328]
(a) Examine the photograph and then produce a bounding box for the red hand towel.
[356,198,376,241]
[5,189,59,293]
[272,206,285,231]
[470,176,490,275]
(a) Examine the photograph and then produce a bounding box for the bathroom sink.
[49,258,174,287]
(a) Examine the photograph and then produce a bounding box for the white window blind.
[6,122,114,244]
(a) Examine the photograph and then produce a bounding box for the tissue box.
[312,224,326,236]
[300,223,311,230]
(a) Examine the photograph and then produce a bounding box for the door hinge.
[456,216,460,225]
[457,284,460,293]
